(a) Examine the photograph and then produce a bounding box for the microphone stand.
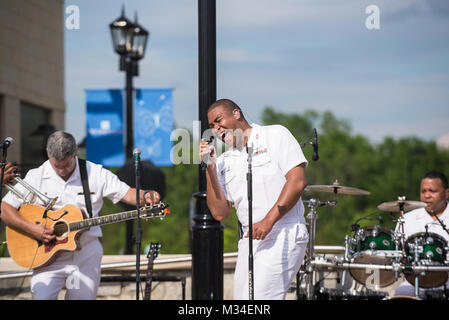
[299,128,319,162]
[0,145,9,218]
[246,143,254,300]
[134,150,142,300]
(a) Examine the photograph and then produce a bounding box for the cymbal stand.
[412,236,422,298]
[397,196,407,253]
[302,198,337,300]
[341,235,351,286]
[394,198,407,280]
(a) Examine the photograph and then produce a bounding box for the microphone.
[0,137,14,149]
[312,129,319,161]
[378,214,384,225]
[201,136,214,170]
[133,148,141,173]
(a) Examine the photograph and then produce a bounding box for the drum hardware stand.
[341,235,351,286]
[412,236,423,298]
[394,212,406,279]
[303,198,337,300]
[397,196,408,259]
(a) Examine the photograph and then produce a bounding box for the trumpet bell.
[4,177,58,209]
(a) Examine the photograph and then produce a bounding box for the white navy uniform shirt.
[2,157,130,238]
[216,123,309,241]
[396,202,449,244]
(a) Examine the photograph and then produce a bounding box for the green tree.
[260,107,449,246]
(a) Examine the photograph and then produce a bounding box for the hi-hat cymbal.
[304,180,370,195]
[377,200,426,212]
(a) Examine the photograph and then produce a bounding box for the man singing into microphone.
[200,98,309,299]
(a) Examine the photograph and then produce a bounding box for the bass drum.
[350,225,397,287]
[404,232,449,288]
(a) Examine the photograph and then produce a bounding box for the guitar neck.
[144,260,154,300]
[69,209,140,231]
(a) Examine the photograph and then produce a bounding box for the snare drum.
[350,226,397,287]
[404,232,449,288]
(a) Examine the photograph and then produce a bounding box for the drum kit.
[298,179,449,300]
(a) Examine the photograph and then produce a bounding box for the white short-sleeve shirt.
[216,123,309,239]
[395,202,449,244]
[2,157,130,237]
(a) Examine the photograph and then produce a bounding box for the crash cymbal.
[377,200,426,212]
[304,180,370,195]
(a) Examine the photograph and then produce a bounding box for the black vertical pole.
[191,0,224,300]
[125,57,135,255]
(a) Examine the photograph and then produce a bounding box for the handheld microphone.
[201,136,215,170]
[0,137,14,149]
[312,129,319,161]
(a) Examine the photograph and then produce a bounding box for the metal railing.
[0,246,346,280]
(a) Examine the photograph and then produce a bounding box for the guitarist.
[1,131,160,300]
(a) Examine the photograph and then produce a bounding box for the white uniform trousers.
[30,234,103,300]
[233,223,307,300]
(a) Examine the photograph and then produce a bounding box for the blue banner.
[134,89,173,167]
[85,89,125,167]
[85,88,173,167]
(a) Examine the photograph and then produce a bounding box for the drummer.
[394,171,449,298]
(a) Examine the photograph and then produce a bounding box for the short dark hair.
[422,171,448,189]
[208,98,242,115]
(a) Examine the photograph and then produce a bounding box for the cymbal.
[377,200,426,212]
[304,180,370,195]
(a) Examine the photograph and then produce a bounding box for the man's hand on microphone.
[199,140,217,167]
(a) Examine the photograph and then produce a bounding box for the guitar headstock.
[147,242,161,260]
[140,202,170,220]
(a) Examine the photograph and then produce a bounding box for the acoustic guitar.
[144,242,161,300]
[6,202,169,269]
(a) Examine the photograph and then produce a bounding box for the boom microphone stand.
[133,148,142,300]
[246,143,254,300]
[0,150,7,218]
[0,137,14,218]
[296,129,319,299]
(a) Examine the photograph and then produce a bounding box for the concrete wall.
[0,0,65,163]
[0,253,405,300]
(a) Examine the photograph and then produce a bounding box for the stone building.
[0,0,65,171]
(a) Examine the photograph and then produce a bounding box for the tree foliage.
[261,107,449,246]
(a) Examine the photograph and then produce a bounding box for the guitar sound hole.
[53,221,68,238]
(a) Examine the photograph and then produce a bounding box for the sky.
[64,0,449,145]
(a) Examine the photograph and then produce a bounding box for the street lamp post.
[109,7,149,255]
[191,0,224,300]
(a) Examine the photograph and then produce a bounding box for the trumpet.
[4,177,58,209]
